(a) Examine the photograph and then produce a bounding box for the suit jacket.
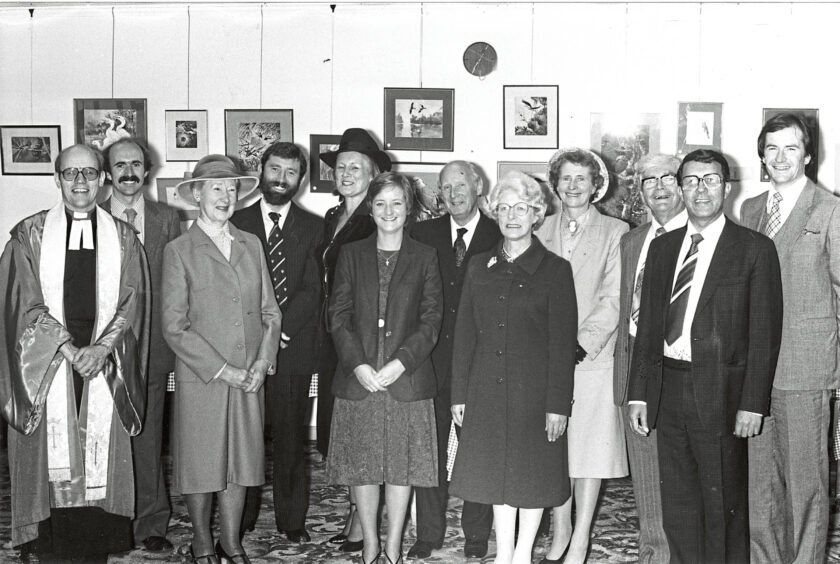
[628,218,783,433]
[329,233,443,402]
[740,180,840,390]
[613,222,649,406]
[410,212,501,404]
[231,200,323,376]
[102,196,181,378]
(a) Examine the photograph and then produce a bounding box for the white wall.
[2,2,840,242]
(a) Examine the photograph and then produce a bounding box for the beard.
[260,179,299,206]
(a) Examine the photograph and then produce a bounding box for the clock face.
[463,41,497,77]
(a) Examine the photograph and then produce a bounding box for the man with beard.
[102,138,181,553]
[233,141,323,543]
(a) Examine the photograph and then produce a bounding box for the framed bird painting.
[74,98,147,152]
[384,87,455,152]
[503,85,558,149]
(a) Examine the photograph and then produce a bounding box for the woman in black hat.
[316,128,392,552]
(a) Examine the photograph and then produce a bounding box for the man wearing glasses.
[0,144,149,563]
[613,154,686,564]
[628,149,783,563]
[742,113,840,563]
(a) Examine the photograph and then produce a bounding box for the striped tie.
[631,226,666,324]
[268,212,288,308]
[665,233,703,345]
[765,191,783,239]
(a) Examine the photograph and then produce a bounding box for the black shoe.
[18,542,39,563]
[142,535,174,552]
[464,539,488,558]
[328,533,348,544]
[339,539,364,552]
[281,528,311,543]
[215,541,251,564]
[407,540,441,558]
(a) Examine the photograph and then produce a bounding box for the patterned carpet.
[1,439,840,563]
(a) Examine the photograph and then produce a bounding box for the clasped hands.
[451,404,567,442]
[354,359,405,392]
[218,359,271,393]
[60,342,108,380]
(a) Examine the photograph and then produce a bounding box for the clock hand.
[471,53,484,74]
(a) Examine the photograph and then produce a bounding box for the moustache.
[119,175,141,184]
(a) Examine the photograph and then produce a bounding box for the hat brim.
[320,149,392,174]
[550,148,611,203]
[175,175,259,206]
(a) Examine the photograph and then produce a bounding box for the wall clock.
[463,41,497,78]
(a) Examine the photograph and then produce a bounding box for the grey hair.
[487,170,547,229]
[635,153,682,177]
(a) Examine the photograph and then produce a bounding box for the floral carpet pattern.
[1,441,840,562]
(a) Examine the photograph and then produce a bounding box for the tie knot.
[269,212,281,225]
[655,227,666,237]
[456,227,467,240]
[123,208,137,223]
[772,191,783,204]
[691,233,703,245]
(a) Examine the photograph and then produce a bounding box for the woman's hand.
[354,364,385,393]
[218,364,250,389]
[451,404,465,426]
[546,413,568,442]
[73,344,109,379]
[375,359,405,387]
[244,359,271,393]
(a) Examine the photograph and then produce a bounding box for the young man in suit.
[409,160,501,559]
[742,113,840,564]
[628,149,783,564]
[613,153,686,564]
[103,138,181,553]
[233,141,323,543]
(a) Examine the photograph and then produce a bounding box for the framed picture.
[165,110,208,162]
[678,102,722,153]
[392,161,446,220]
[309,134,342,193]
[74,98,147,151]
[503,85,558,149]
[496,161,559,215]
[156,176,198,222]
[384,88,454,152]
[0,125,61,175]
[760,107,819,183]
[225,109,293,174]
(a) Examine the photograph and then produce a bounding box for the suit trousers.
[748,388,830,564]
[130,370,171,541]
[621,404,669,564]
[657,359,749,564]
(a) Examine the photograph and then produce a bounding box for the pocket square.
[803,228,821,235]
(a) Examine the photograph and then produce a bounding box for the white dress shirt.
[450,210,481,249]
[260,199,291,238]
[766,174,807,228]
[110,196,145,244]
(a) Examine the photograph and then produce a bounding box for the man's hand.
[451,404,465,426]
[354,364,385,393]
[73,344,108,379]
[60,342,79,363]
[218,364,251,389]
[546,413,568,442]
[628,403,650,436]
[733,410,762,438]
[575,342,587,365]
[375,359,405,387]
[244,359,271,393]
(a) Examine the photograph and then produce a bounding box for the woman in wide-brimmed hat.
[162,155,281,564]
[314,128,392,553]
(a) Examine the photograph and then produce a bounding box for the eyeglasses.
[641,173,678,189]
[495,202,534,217]
[60,167,100,182]
[681,173,723,190]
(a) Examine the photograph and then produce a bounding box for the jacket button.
[498,322,505,328]
[234,321,242,327]
[236,344,244,350]
[450,308,456,313]
[449,281,455,286]
[499,295,506,301]
[497,377,504,384]
[385,331,392,337]
[232,296,239,302]
[496,350,503,356]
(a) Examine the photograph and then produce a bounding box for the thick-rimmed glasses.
[641,173,678,189]
[60,167,100,182]
[495,202,534,217]
[681,173,723,190]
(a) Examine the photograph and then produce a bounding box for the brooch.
[487,256,497,268]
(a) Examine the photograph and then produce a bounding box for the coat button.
[497,377,504,384]
[450,308,456,313]
[234,321,242,327]
[498,322,505,328]
[385,331,392,337]
[232,296,239,302]
[496,350,503,356]
[236,344,244,350]
[498,295,506,301]
[449,281,455,286]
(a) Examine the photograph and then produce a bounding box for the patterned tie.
[268,212,288,308]
[765,191,783,239]
[631,226,666,324]
[665,233,703,345]
[454,227,467,268]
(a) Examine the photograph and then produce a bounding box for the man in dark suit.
[742,113,840,564]
[613,153,686,564]
[103,138,181,553]
[628,149,783,564]
[409,160,501,559]
[234,141,323,543]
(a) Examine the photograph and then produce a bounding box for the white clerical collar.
[68,210,95,250]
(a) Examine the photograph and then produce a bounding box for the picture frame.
[496,161,559,215]
[164,110,208,162]
[156,176,198,222]
[0,125,61,175]
[225,109,294,174]
[384,88,454,152]
[309,134,342,193]
[678,102,722,153]
[760,107,819,183]
[503,85,558,149]
[391,161,447,220]
[74,98,147,151]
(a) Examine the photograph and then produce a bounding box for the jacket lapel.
[772,181,815,262]
[388,235,414,293]
[568,208,601,274]
[189,223,232,267]
[228,223,247,268]
[143,198,164,255]
[693,219,737,317]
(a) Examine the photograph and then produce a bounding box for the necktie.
[123,208,141,243]
[454,227,467,268]
[631,226,666,325]
[268,212,288,308]
[765,191,783,239]
[665,233,703,345]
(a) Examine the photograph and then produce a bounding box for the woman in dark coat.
[328,172,442,564]
[450,171,578,564]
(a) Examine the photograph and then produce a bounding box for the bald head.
[54,144,105,213]
[439,160,483,225]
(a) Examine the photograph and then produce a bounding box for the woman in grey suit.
[162,155,282,564]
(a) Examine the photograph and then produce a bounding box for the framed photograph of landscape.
[503,85,558,149]
[496,161,559,215]
[760,107,819,183]
[309,134,342,193]
[165,110,208,162]
[0,125,61,175]
[678,102,722,153]
[384,87,454,152]
[225,109,294,174]
[74,98,147,151]
[392,161,447,220]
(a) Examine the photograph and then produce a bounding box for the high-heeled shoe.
[215,541,251,564]
[329,502,358,544]
[362,550,381,564]
[384,552,403,564]
[190,546,221,564]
